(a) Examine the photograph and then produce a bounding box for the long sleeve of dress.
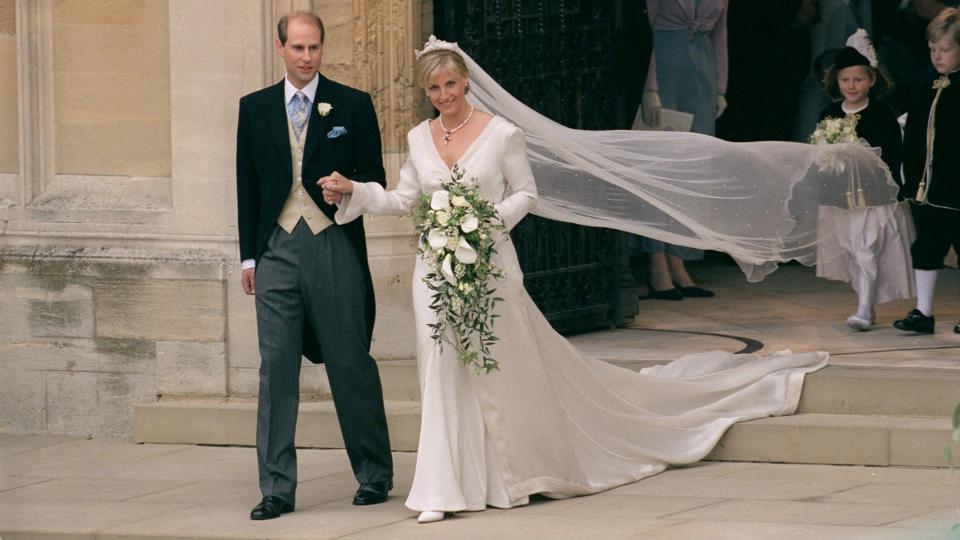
[713,4,729,94]
[494,127,538,231]
[644,0,661,93]
[335,157,422,224]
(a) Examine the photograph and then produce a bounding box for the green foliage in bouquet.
[412,166,507,374]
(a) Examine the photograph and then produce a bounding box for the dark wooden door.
[434,0,644,333]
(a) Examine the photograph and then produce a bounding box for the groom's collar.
[284,74,320,105]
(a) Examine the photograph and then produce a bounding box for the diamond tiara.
[415,35,460,59]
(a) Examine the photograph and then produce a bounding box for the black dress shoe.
[250,496,294,520]
[677,285,715,298]
[353,480,393,505]
[893,309,935,334]
[954,321,959,334]
[648,287,683,301]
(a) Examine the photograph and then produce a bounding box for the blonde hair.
[927,7,960,45]
[415,49,469,90]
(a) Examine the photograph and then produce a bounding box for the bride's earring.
[464,83,470,94]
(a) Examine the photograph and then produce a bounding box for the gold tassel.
[857,187,866,208]
[915,181,926,202]
[846,190,855,210]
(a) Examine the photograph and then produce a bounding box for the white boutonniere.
[317,102,333,116]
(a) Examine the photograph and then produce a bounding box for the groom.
[236,10,392,520]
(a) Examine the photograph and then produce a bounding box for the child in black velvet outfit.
[815,30,914,331]
[894,8,960,335]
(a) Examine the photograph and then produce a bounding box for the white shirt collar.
[842,99,869,115]
[284,74,319,105]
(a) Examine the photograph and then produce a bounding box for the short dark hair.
[278,11,325,45]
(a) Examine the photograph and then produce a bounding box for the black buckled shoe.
[893,309,935,334]
[250,496,294,520]
[353,480,393,505]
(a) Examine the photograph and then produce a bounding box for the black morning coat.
[819,99,904,188]
[236,74,386,363]
[902,69,960,211]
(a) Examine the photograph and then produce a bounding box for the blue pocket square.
[327,126,348,138]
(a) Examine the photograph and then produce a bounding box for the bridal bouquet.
[809,115,867,209]
[809,115,859,145]
[412,166,507,374]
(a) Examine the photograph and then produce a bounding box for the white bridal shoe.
[418,511,445,523]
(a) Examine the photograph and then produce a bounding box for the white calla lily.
[430,190,450,211]
[446,235,460,251]
[460,213,479,233]
[454,237,478,264]
[427,229,448,250]
[441,254,457,284]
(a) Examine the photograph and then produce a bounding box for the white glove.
[716,95,728,118]
[642,91,662,127]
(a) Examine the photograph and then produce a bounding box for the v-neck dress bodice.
[335,116,825,514]
[425,115,498,172]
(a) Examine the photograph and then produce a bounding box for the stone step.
[374,360,960,418]
[377,359,420,402]
[796,365,960,417]
[707,413,954,468]
[134,403,955,468]
[134,399,422,452]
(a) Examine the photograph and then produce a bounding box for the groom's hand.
[241,268,256,295]
[319,171,353,204]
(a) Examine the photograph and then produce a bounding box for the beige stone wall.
[0,0,17,175]
[52,0,171,177]
[0,0,429,437]
[0,246,228,436]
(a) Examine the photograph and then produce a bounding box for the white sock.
[915,269,938,317]
[855,304,874,321]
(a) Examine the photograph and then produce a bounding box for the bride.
[319,37,897,523]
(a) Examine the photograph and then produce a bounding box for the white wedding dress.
[336,116,827,513]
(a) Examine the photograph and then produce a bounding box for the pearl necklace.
[438,106,474,145]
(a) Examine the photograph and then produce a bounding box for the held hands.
[716,95,727,119]
[642,91,662,127]
[319,171,354,205]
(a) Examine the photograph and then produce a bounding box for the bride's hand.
[319,171,353,204]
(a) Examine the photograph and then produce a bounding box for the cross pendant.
[442,132,451,145]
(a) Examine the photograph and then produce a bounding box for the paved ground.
[2,261,959,539]
[2,435,960,539]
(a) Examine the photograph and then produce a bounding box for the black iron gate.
[434,0,643,333]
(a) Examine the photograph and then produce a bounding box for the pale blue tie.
[288,92,309,140]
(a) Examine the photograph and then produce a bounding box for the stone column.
[336,0,428,361]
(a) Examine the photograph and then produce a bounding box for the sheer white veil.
[423,37,903,281]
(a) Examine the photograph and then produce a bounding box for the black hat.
[834,46,871,70]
